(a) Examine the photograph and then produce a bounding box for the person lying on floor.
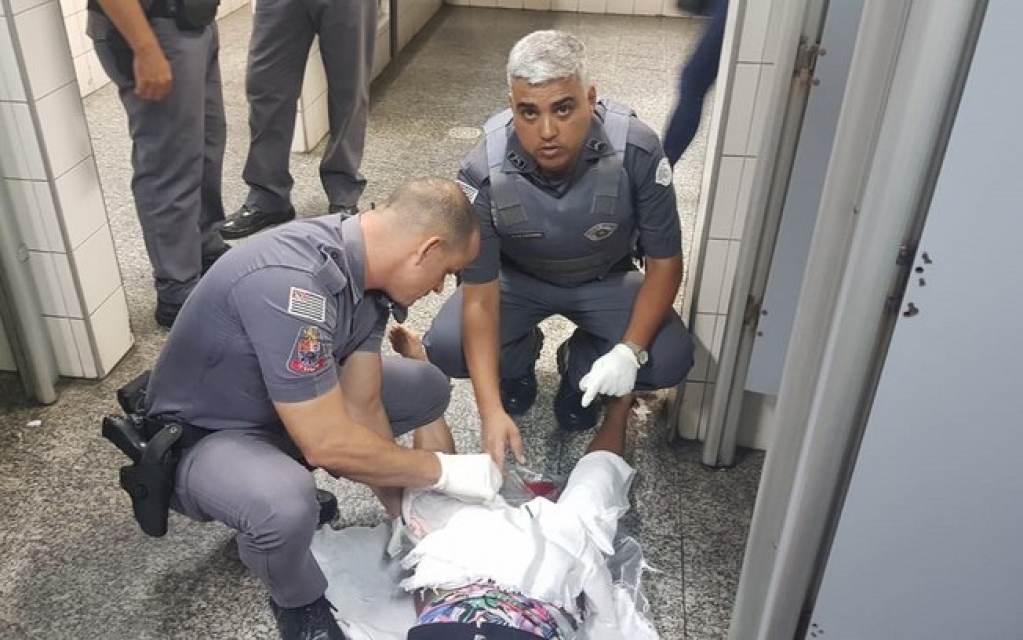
[388,325,658,640]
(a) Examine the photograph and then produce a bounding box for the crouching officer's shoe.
[499,327,544,415]
[553,375,600,431]
[316,488,338,527]
[269,595,348,640]
[220,204,296,239]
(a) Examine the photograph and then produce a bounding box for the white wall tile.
[9,0,49,16]
[733,157,756,238]
[722,62,760,156]
[523,0,551,10]
[302,91,329,151]
[633,0,659,16]
[708,154,742,239]
[0,17,28,102]
[718,238,740,314]
[737,0,771,63]
[708,308,725,379]
[290,110,306,152]
[69,317,96,377]
[677,381,704,440]
[27,250,67,316]
[83,46,108,93]
[88,286,132,375]
[746,62,775,156]
[578,0,606,12]
[661,0,683,17]
[300,43,326,105]
[697,381,715,439]
[689,312,716,382]
[62,8,86,59]
[0,318,16,372]
[470,0,497,6]
[54,157,106,250]
[606,0,633,14]
[44,315,83,376]
[444,0,470,5]
[14,0,75,100]
[695,237,729,313]
[70,225,120,315]
[371,22,390,80]
[551,0,577,11]
[6,177,62,251]
[53,249,82,317]
[0,101,46,179]
[34,80,91,177]
[497,0,523,7]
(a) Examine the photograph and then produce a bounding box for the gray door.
[809,1,1023,636]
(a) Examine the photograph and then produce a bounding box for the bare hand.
[133,47,172,100]
[481,411,525,471]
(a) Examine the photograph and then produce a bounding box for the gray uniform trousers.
[424,268,696,392]
[171,357,449,608]
[89,16,227,305]
[242,0,376,211]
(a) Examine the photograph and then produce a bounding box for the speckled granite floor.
[0,6,763,639]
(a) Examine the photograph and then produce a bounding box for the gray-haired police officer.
[144,178,499,640]
[423,30,695,467]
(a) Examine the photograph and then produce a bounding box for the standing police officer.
[219,0,377,238]
[423,31,695,466]
[145,178,501,640]
[87,0,230,328]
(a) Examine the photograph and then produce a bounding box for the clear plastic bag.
[500,464,566,506]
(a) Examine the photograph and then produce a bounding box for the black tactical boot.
[316,488,337,527]
[269,595,347,640]
[553,338,599,431]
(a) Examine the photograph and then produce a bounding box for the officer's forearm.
[275,390,443,488]
[462,283,504,418]
[342,397,404,515]
[624,255,684,347]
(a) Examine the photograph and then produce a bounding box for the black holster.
[169,0,219,30]
[103,370,209,538]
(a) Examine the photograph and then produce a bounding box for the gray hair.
[507,30,589,88]
[381,177,479,252]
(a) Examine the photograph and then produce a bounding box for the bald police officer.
[144,177,501,640]
[423,31,695,466]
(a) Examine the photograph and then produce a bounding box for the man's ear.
[507,91,514,111]
[587,85,597,111]
[415,236,444,265]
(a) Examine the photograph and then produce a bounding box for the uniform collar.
[337,214,405,319]
[502,106,616,178]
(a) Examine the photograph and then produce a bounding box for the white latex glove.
[431,453,503,503]
[579,343,640,408]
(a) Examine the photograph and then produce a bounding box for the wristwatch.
[621,340,649,366]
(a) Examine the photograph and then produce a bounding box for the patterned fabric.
[417,583,578,640]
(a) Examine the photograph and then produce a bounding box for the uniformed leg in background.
[198,30,230,274]
[663,0,728,167]
[221,0,313,239]
[423,268,552,415]
[318,0,376,216]
[557,271,694,431]
[92,17,224,328]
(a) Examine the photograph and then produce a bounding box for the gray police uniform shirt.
[145,216,392,430]
[456,99,682,285]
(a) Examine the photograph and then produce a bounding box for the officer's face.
[393,231,480,306]
[509,77,597,176]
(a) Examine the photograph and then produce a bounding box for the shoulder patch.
[287,326,330,375]
[456,179,479,204]
[655,157,673,186]
[288,287,326,323]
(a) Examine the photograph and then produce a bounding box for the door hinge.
[794,36,826,86]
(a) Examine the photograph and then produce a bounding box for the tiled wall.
[678,0,781,447]
[445,0,685,16]
[0,0,133,377]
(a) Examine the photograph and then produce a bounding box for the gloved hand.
[579,343,640,408]
[431,453,503,503]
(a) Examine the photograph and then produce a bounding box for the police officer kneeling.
[135,178,498,640]
[423,30,696,466]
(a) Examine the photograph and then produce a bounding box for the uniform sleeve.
[456,142,502,284]
[356,311,386,353]
[626,124,683,259]
[230,267,341,404]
